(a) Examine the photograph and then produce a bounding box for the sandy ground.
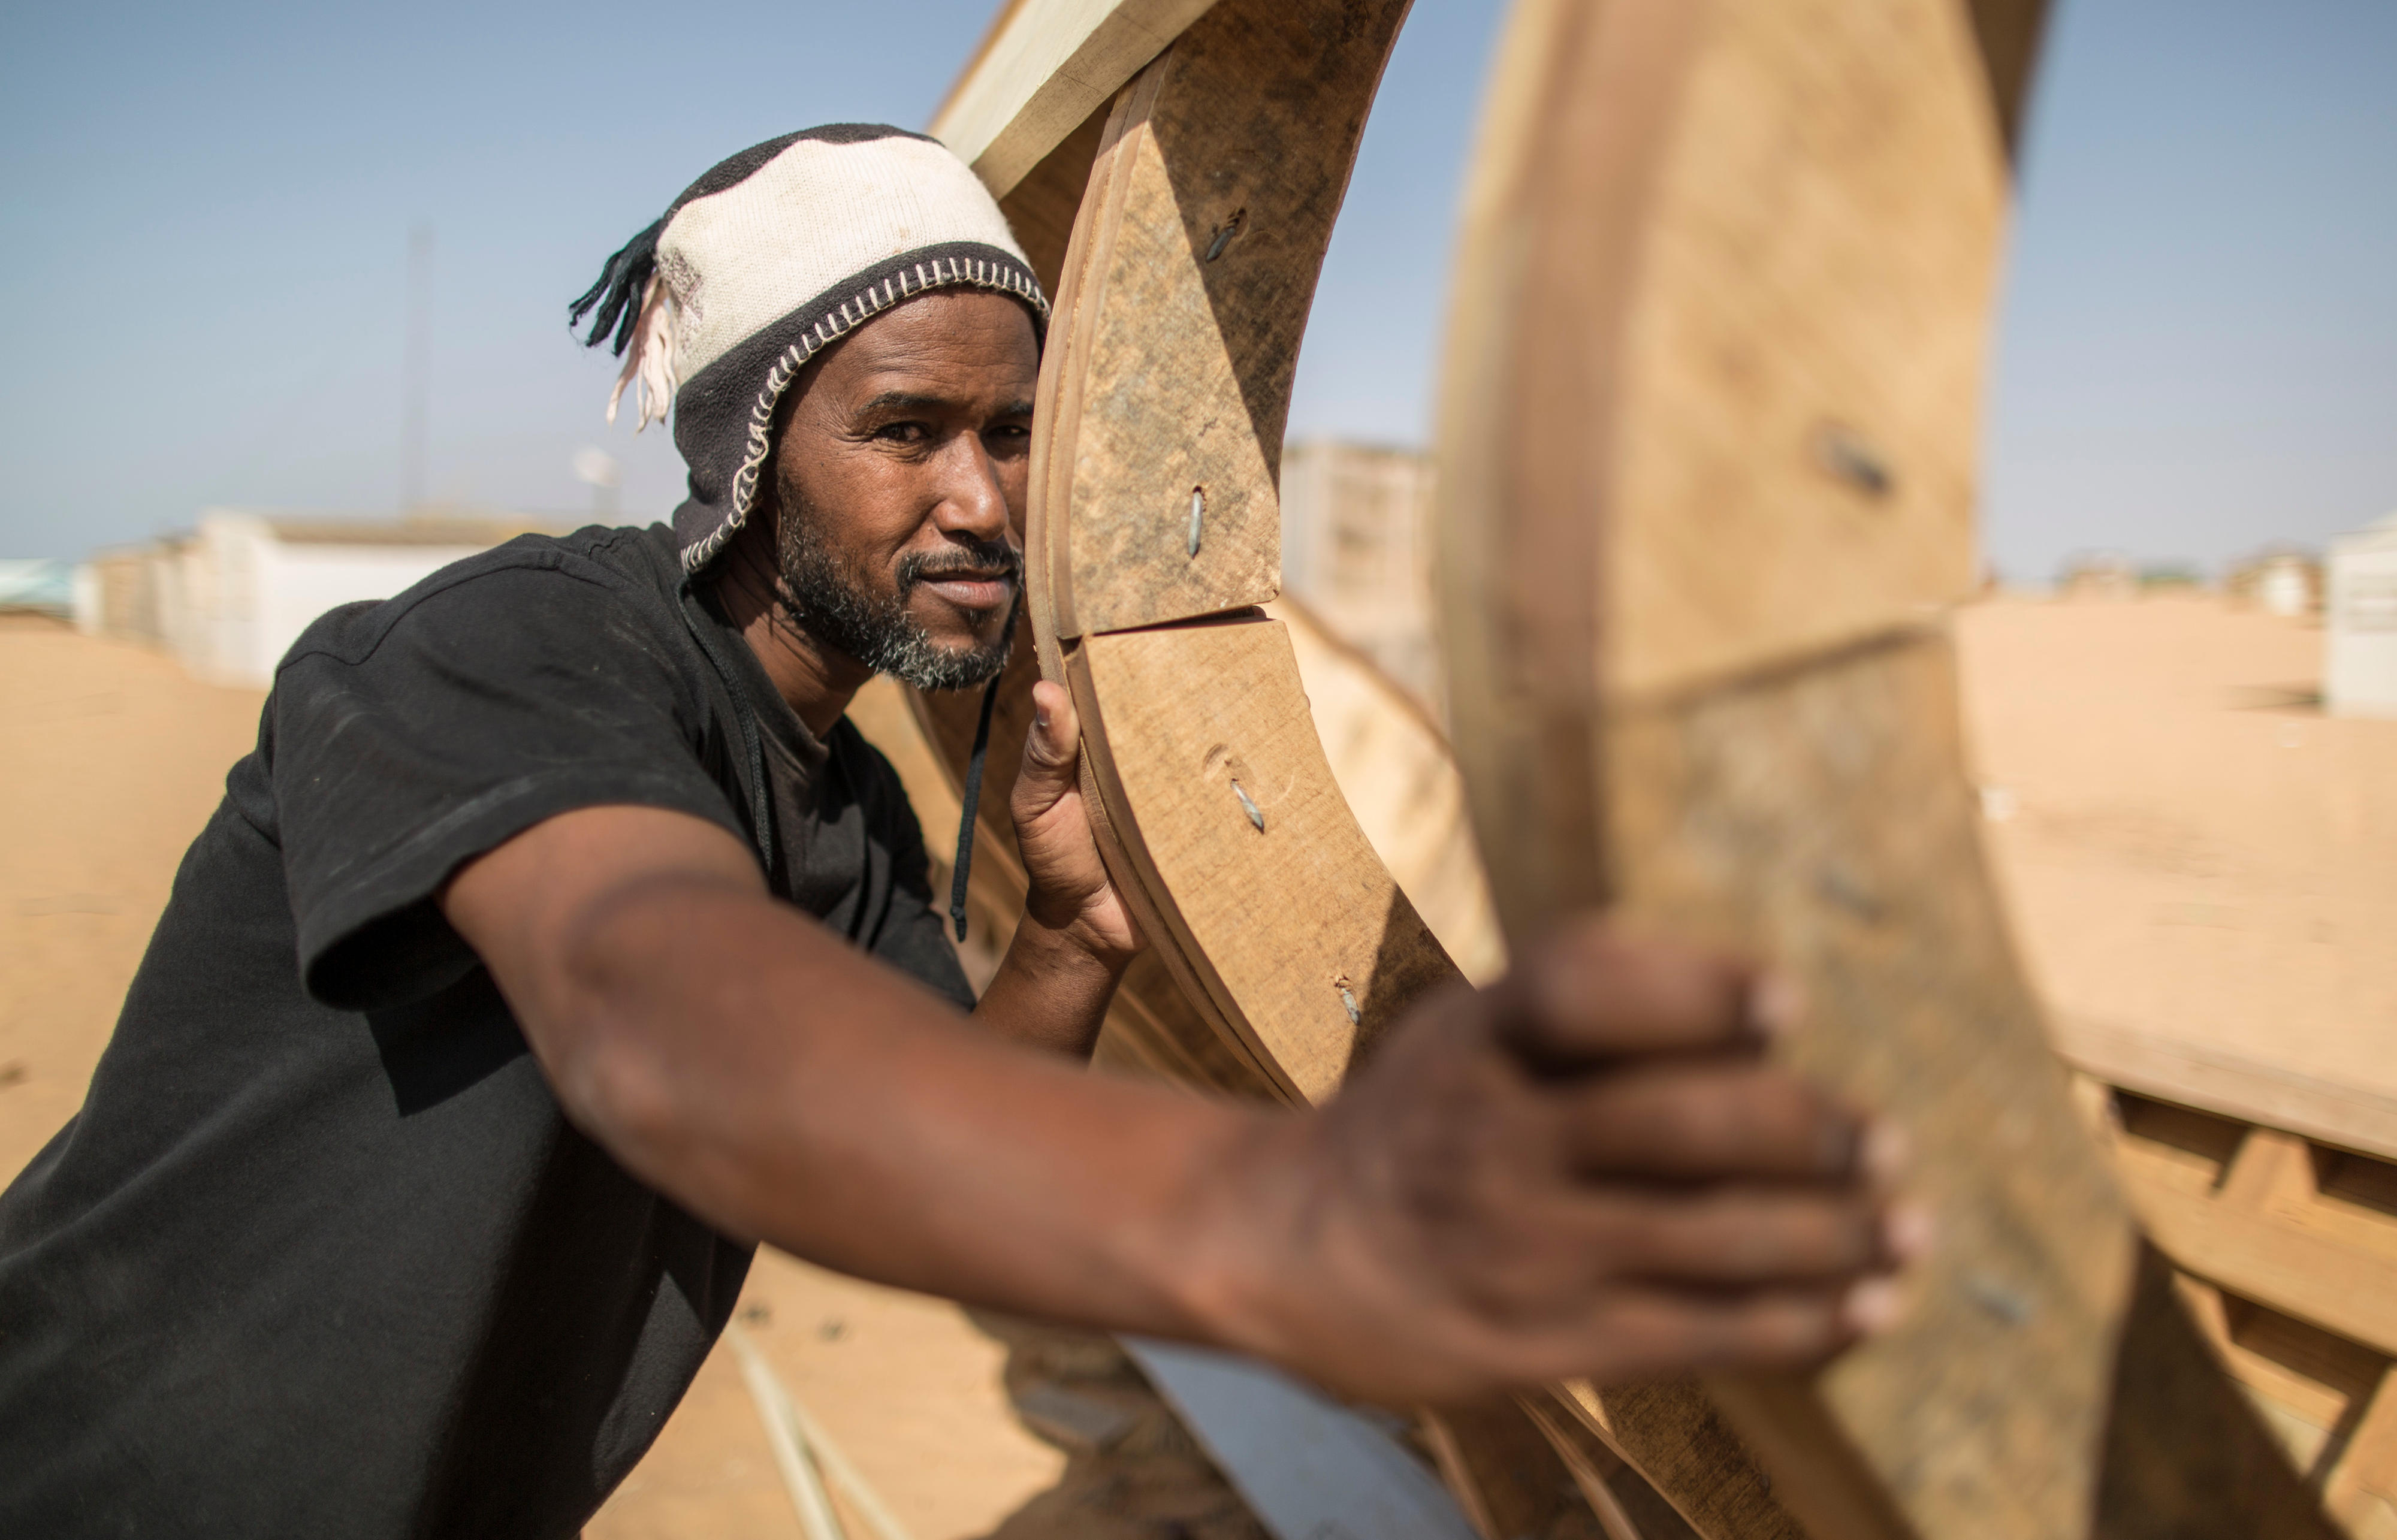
[0,616,266,1180]
[5,594,2390,1534]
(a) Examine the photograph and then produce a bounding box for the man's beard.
[774,503,1021,693]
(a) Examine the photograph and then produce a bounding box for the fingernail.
[1862,1122,1910,1188]
[1034,709,1051,731]
[1748,973,1805,1039]
[1844,1276,1906,1336]
[1884,1202,1935,1263]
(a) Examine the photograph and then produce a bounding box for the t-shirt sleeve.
[270,555,751,1012]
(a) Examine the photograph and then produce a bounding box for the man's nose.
[931,433,1011,544]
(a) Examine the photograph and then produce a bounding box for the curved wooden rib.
[1435,0,2335,1536]
[1027,0,1444,1106]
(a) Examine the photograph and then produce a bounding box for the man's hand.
[1008,680,1139,960]
[969,680,1138,1056]
[1183,921,1920,1402]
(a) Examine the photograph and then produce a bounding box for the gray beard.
[774,510,1019,693]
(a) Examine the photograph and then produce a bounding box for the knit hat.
[572,125,1049,572]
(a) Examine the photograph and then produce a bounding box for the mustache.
[896,540,1023,594]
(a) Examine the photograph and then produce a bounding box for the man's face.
[765,290,1037,692]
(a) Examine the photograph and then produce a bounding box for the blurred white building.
[2226,548,2323,618]
[2326,512,2397,718]
[81,509,571,687]
[1277,440,1438,708]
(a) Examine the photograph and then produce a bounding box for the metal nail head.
[1204,209,1245,262]
[1231,779,1264,832]
[1813,422,1893,499]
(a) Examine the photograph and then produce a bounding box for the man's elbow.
[531,874,740,1170]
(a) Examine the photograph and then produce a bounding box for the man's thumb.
[1017,680,1080,807]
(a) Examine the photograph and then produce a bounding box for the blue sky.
[3,0,2391,583]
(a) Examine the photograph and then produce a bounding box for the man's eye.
[876,421,931,444]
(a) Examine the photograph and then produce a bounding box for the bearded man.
[0,127,1915,1536]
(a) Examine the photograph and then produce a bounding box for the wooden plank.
[1545,1383,1800,1540]
[2326,1369,2397,1533]
[1515,1391,1713,1540]
[2055,1014,2397,1165]
[1034,0,1406,638]
[1964,0,2051,158]
[1073,616,1455,1103]
[2119,1161,2397,1361]
[1432,0,2335,1534]
[1270,596,1507,985]
[929,0,1221,198]
[2079,1087,2397,1538]
[1409,1400,1601,1535]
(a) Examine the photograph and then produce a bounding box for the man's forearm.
[972,914,1129,1057]
[534,875,1275,1339]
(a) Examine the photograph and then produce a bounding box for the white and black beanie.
[572,125,1049,572]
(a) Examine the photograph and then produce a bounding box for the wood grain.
[1433,0,2335,1533]
[1270,596,1507,985]
[1072,616,1456,1103]
[2077,1080,2397,1536]
[1036,0,1410,637]
[929,0,1222,197]
[2056,1016,2397,1167]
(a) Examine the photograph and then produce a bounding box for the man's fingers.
[1493,916,1788,1069]
[1012,680,1080,816]
[1559,1062,1869,1182]
[1571,1282,1873,1379]
[1599,1187,1891,1285]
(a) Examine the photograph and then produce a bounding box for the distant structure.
[2226,548,2323,618]
[0,559,74,616]
[1277,440,1439,707]
[80,509,572,687]
[2326,512,2397,718]
[2055,551,2139,601]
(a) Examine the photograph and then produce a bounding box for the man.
[0,127,1914,1536]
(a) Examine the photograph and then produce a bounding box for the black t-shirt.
[0,523,973,1538]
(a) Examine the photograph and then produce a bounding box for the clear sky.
[4,1,2392,584]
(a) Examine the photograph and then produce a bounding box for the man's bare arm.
[442,803,1917,1402]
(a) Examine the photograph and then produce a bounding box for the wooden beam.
[929,0,1221,198]
[1432,0,2334,1533]
[2054,1014,2397,1165]
[1965,0,2051,159]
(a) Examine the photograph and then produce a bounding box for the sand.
[0,615,265,1180]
